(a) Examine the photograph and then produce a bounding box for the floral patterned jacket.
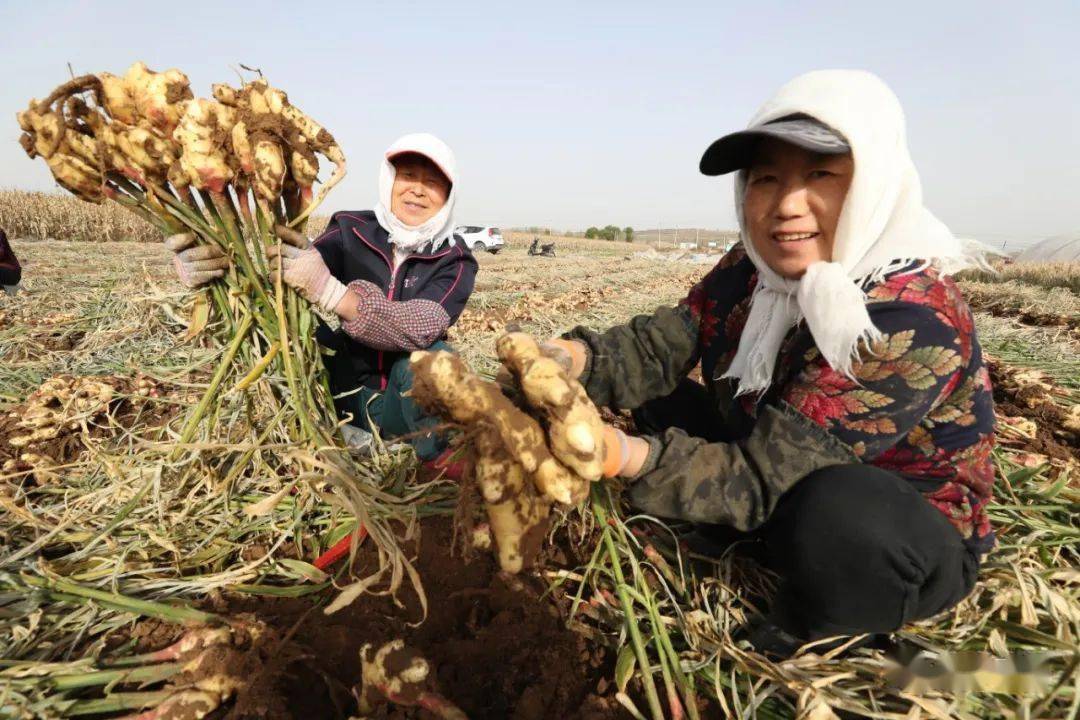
[569,244,995,554]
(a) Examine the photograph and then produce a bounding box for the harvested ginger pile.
[410,332,606,573]
[0,375,162,478]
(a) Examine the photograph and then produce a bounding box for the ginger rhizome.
[410,333,606,573]
[496,332,605,497]
[17,62,345,226]
[17,62,351,451]
[211,78,346,220]
[356,640,468,720]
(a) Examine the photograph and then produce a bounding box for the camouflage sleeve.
[565,303,700,410]
[626,401,858,531]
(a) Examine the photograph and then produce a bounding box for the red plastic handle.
[312,525,369,571]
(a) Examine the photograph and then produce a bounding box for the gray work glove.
[266,225,348,313]
[165,233,230,288]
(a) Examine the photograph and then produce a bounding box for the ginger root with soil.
[497,332,606,491]
[17,63,357,455]
[356,639,468,720]
[0,374,166,480]
[410,333,605,573]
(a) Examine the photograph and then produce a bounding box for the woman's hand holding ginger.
[165,233,230,288]
[267,224,348,314]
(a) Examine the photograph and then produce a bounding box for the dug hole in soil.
[220,516,628,720]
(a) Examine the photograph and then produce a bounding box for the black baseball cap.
[699,114,850,176]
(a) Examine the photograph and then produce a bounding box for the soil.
[450,287,623,339]
[40,328,87,351]
[216,516,628,720]
[987,358,1080,462]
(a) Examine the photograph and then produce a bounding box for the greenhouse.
[1015,233,1080,262]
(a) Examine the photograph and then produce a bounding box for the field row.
[456,247,706,373]
[957,261,1080,294]
[1,239,1078,720]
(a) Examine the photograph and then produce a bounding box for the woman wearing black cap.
[537,70,995,655]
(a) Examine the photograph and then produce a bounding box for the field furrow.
[1,237,1077,720]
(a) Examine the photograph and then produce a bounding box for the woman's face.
[743,138,854,279]
[390,153,451,226]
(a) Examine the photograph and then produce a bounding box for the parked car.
[456,225,504,253]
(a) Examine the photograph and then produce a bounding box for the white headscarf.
[723,69,988,396]
[373,133,458,253]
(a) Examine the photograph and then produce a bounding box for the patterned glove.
[267,225,348,313]
[165,233,230,288]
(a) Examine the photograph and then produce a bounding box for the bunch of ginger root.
[410,332,607,573]
[17,61,345,227]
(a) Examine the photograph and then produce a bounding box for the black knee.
[762,464,977,639]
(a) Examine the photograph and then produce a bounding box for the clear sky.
[2,0,1076,248]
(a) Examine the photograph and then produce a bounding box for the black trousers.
[633,380,980,641]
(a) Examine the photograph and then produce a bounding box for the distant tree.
[623,226,634,243]
[601,224,620,241]
[585,227,600,239]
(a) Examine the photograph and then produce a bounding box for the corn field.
[0,189,329,244]
[0,189,158,242]
[957,261,1080,294]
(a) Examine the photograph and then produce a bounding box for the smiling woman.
[164,133,478,473]
[531,70,998,658]
[701,113,856,280]
[373,134,459,258]
[389,152,452,227]
[744,138,853,279]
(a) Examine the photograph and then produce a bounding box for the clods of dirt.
[219,516,628,720]
[988,358,1080,462]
